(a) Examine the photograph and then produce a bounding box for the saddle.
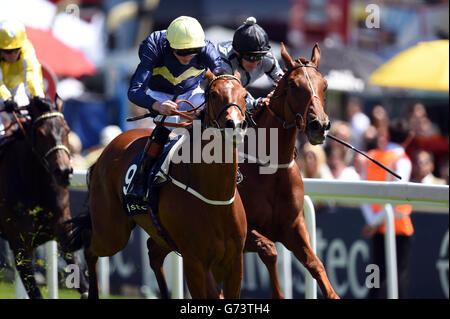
[122,135,185,252]
[122,135,186,217]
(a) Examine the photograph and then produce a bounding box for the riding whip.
[327,134,402,180]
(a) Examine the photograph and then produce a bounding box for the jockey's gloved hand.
[4,99,19,113]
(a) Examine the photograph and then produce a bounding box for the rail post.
[281,244,293,299]
[45,240,58,299]
[383,203,398,299]
[171,252,183,298]
[98,257,110,296]
[14,268,28,299]
[304,195,317,299]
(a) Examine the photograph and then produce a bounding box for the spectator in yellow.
[0,19,44,135]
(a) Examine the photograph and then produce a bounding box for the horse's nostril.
[225,119,236,129]
[308,120,321,131]
[54,167,73,180]
[240,120,248,131]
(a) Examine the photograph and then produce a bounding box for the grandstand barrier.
[15,170,448,298]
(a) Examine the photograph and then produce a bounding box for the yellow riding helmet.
[0,19,27,50]
[166,16,205,50]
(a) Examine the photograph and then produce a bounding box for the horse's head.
[204,70,248,144]
[277,43,330,145]
[27,96,72,187]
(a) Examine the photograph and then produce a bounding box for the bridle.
[13,109,71,173]
[268,60,320,132]
[204,74,245,130]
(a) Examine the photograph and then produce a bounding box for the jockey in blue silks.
[126,16,223,201]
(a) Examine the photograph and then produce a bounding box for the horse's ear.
[233,69,241,81]
[281,42,295,70]
[55,93,64,112]
[205,69,215,82]
[311,42,321,68]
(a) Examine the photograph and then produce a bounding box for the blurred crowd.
[296,98,449,186]
[68,124,122,169]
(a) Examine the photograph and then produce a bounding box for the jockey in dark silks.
[216,17,284,111]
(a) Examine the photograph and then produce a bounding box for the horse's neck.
[171,135,238,200]
[11,141,67,206]
[253,98,298,165]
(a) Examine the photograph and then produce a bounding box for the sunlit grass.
[0,281,142,299]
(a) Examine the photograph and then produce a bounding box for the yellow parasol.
[369,40,449,92]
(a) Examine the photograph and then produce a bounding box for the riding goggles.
[0,48,20,54]
[173,47,202,56]
[241,53,265,62]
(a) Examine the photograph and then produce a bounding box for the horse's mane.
[249,55,313,121]
[0,97,58,158]
[31,97,55,112]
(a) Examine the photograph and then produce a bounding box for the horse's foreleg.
[283,215,339,299]
[147,237,170,299]
[84,246,99,299]
[222,253,244,299]
[206,270,222,299]
[245,229,284,299]
[183,258,207,298]
[12,245,42,299]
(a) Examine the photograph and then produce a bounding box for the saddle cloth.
[122,134,186,216]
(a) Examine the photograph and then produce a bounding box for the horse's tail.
[62,162,97,252]
[62,212,92,252]
[86,162,96,192]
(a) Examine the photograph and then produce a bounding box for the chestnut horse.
[66,71,248,299]
[235,43,338,299]
[147,44,339,299]
[0,97,88,298]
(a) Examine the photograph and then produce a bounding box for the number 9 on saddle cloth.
[122,133,184,216]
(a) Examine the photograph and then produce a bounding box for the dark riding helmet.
[232,17,270,55]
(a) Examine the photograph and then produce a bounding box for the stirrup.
[125,174,149,200]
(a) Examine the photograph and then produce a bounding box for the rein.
[243,61,321,169]
[153,74,244,130]
[165,74,244,205]
[268,62,319,132]
[13,110,70,173]
[204,74,244,130]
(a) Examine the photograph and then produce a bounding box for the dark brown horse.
[148,43,339,299]
[66,71,248,299]
[0,97,88,298]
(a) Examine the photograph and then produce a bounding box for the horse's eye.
[35,129,46,140]
[210,91,219,99]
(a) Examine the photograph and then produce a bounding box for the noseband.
[205,75,245,129]
[13,110,71,173]
[32,112,71,171]
[270,61,320,132]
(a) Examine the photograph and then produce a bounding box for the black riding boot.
[125,125,171,201]
[125,153,155,201]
